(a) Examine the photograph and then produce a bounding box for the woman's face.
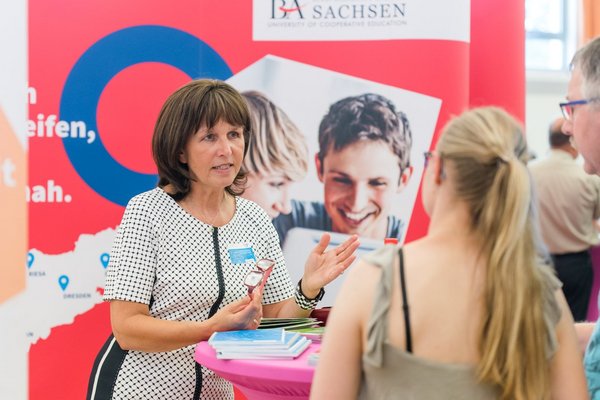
[179,119,245,192]
[243,172,293,219]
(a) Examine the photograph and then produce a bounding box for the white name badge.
[227,243,256,265]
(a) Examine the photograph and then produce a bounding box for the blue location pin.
[27,252,34,268]
[58,275,70,291]
[100,253,110,268]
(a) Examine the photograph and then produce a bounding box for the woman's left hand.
[301,233,359,298]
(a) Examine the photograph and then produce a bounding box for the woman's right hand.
[211,287,264,332]
[109,288,264,352]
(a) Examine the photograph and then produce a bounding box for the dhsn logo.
[271,0,305,19]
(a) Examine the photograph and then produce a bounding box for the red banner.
[19,0,522,398]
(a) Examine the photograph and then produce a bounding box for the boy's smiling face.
[316,140,407,239]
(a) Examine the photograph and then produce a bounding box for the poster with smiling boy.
[228,55,441,306]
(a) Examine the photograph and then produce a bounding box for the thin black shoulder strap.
[398,248,412,353]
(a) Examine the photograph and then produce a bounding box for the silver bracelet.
[294,279,325,310]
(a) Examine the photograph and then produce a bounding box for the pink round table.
[195,341,319,400]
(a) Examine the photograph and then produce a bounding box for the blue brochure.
[208,328,285,346]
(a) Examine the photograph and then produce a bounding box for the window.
[525,0,577,71]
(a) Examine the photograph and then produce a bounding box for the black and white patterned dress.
[87,187,294,400]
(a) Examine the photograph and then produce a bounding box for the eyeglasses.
[423,151,434,167]
[559,98,599,121]
[243,258,275,295]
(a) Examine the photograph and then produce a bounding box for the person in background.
[562,35,600,399]
[529,117,600,322]
[311,107,587,400]
[86,79,359,400]
[273,93,413,245]
[240,90,309,219]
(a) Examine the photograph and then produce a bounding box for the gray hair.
[571,36,600,101]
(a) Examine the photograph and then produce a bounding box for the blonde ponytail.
[437,107,552,400]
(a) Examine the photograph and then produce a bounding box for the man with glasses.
[529,117,600,322]
[565,35,600,398]
[561,37,600,175]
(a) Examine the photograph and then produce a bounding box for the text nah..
[26,180,72,203]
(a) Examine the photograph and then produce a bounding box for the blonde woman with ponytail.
[311,107,588,400]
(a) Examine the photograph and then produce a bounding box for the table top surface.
[195,341,320,383]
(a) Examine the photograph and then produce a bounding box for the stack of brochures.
[258,318,325,342]
[208,327,311,360]
[288,326,325,343]
[257,317,322,330]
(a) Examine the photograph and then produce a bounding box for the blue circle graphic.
[60,25,232,206]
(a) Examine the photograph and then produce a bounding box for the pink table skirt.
[195,341,319,400]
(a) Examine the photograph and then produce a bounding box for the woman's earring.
[435,158,445,184]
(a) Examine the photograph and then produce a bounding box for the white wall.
[525,72,570,160]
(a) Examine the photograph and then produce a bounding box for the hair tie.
[496,154,512,166]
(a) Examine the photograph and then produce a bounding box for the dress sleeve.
[103,195,158,305]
